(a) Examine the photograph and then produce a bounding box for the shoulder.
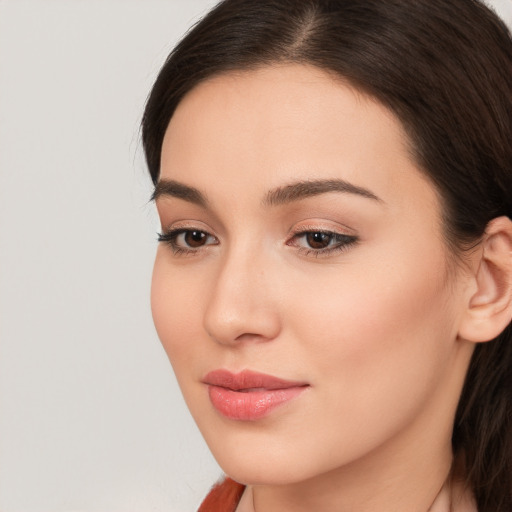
[198,477,246,512]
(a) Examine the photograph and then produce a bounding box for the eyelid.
[288,220,357,238]
[158,220,218,239]
[286,221,359,257]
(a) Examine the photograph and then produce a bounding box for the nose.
[203,246,281,346]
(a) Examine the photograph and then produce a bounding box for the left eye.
[290,230,357,253]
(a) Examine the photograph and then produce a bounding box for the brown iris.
[306,232,333,249]
[184,230,208,247]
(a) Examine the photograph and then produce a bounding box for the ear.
[458,216,512,343]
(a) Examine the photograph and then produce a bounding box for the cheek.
[287,243,457,415]
[150,253,203,371]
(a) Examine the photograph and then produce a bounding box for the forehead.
[160,64,437,214]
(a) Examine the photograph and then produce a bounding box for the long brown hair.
[142,1,512,509]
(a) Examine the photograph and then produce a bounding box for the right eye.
[157,229,218,254]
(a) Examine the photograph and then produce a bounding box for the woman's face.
[152,65,474,485]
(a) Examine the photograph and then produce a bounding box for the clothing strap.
[198,477,246,512]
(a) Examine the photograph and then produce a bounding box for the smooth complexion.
[151,65,480,512]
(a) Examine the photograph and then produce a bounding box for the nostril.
[204,306,281,346]
[234,332,271,343]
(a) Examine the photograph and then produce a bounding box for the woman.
[142,0,512,510]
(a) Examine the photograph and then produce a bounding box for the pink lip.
[203,369,309,421]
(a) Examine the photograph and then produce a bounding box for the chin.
[217,458,311,487]
[200,427,345,487]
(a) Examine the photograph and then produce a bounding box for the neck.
[239,466,477,512]
[248,435,454,512]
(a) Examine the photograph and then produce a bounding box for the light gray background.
[1,1,511,511]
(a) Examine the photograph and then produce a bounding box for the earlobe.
[458,216,512,343]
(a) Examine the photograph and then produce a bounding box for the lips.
[203,369,309,421]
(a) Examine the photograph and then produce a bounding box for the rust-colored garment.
[198,478,246,512]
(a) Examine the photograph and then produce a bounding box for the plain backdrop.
[0,1,511,511]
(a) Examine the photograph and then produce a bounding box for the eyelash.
[287,230,358,257]
[157,229,219,256]
[157,228,358,257]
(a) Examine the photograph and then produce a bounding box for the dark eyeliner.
[157,228,218,256]
[289,230,358,258]
[157,229,188,255]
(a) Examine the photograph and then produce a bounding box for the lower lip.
[207,385,307,421]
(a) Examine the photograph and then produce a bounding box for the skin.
[151,65,480,511]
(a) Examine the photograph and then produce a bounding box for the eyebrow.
[263,179,381,206]
[152,179,208,207]
[152,178,381,207]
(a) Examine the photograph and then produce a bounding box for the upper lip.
[203,369,309,391]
